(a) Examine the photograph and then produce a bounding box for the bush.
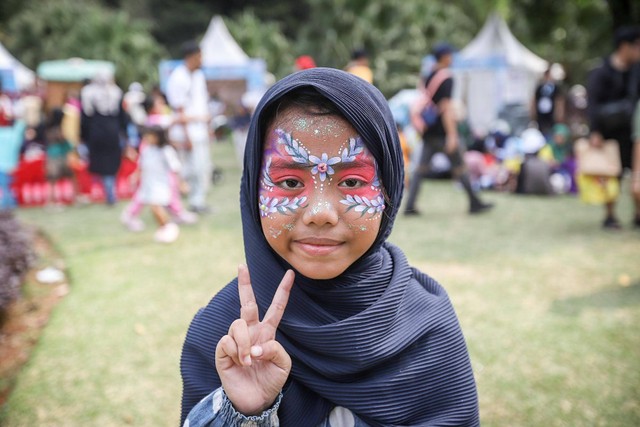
[0,211,35,312]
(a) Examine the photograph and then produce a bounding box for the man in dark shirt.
[532,68,564,138]
[587,26,640,229]
[405,42,493,215]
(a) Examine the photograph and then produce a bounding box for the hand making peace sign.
[215,264,295,416]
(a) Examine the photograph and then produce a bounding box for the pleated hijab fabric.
[180,68,479,426]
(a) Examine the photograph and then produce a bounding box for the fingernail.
[243,355,252,366]
[250,345,263,357]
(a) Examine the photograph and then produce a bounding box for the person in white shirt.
[166,40,212,213]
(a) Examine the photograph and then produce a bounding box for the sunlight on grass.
[2,140,638,426]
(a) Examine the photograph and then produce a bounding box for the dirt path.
[0,229,69,407]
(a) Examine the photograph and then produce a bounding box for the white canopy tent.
[452,13,548,135]
[0,43,35,92]
[200,15,250,67]
[160,15,266,105]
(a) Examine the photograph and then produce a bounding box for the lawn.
[1,139,639,427]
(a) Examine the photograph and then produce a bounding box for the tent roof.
[458,13,547,73]
[200,15,250,67]
[37,58,116,82]
[0,43,35,91]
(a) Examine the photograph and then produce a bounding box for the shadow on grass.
[551,282,640,316]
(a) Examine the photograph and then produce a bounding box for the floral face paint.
[259,108,383,280]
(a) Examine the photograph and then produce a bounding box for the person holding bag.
[405,42,493,216]
[586,26,640,229]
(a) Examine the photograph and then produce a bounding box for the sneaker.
[469,202,494,214]
[174,210,198,225]
[154,222,180,243]
[602,216,622,230]
[120,210,145,232]
[404,208,421,216]
[189,205,214,215]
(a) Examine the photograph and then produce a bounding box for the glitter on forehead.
[292,117,310,132]
[276,111,352,142]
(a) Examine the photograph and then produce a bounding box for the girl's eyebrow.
[333,158,375,171]
[267,157,376,171]
[268,157,310,171]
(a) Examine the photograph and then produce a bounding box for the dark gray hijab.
[181,68,479,426]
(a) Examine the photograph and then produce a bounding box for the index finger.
[263,270,295,329]
[237,264,259,326]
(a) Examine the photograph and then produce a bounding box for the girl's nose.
[301,195,340,226]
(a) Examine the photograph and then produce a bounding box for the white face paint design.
[258,108,384,280]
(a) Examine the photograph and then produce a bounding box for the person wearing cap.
[294,55,317,71]
[345,48,373,84]
[587,26,640,229]
[166,40,213,214]
[405,42,493,215]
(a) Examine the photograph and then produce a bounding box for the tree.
[294,0,479,96]
[508,0,612,83]
[4,0,167,89]
[225,10,295,79]
[607,0,640,29]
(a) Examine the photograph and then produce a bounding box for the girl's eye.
[339,178,364,189]
[279,179,303,190]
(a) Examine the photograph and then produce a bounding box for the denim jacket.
[184,387,371,427]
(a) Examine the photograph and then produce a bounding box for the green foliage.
[508,0,612,83]
[225,10,296,79]
[4,0,167,89]
[293,0,479,96]
[148,0,215,58]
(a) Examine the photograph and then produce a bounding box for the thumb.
[252,340,291,373]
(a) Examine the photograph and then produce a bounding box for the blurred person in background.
[0,82,14,127]
[406,42,493,215]
[44,108,73,208]
[166,40,213,214]
[122,126,181,243]
[120,96,197,232]
[587,26,640,229]
[80,69,127,206]
[345,48,373,84]
[531,65,565,138]
[294,55,316,72]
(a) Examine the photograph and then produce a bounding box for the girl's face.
[259,107,384,280]
[143,132,159,146]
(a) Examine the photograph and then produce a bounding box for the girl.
[125,125,180,243]
[44,108,73,208]
[181,68,479,426]
[120,95,197,231]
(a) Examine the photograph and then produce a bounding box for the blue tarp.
[158,59,267,95]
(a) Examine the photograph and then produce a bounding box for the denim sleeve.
[184,387,282,427]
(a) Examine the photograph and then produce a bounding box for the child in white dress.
[127,125,180,243]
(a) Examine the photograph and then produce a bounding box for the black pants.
[404,134,479,211]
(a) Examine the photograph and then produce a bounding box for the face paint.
[259,108,383,280]
[260,129,384,218]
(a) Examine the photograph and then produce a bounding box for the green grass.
[2,139,639,426]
